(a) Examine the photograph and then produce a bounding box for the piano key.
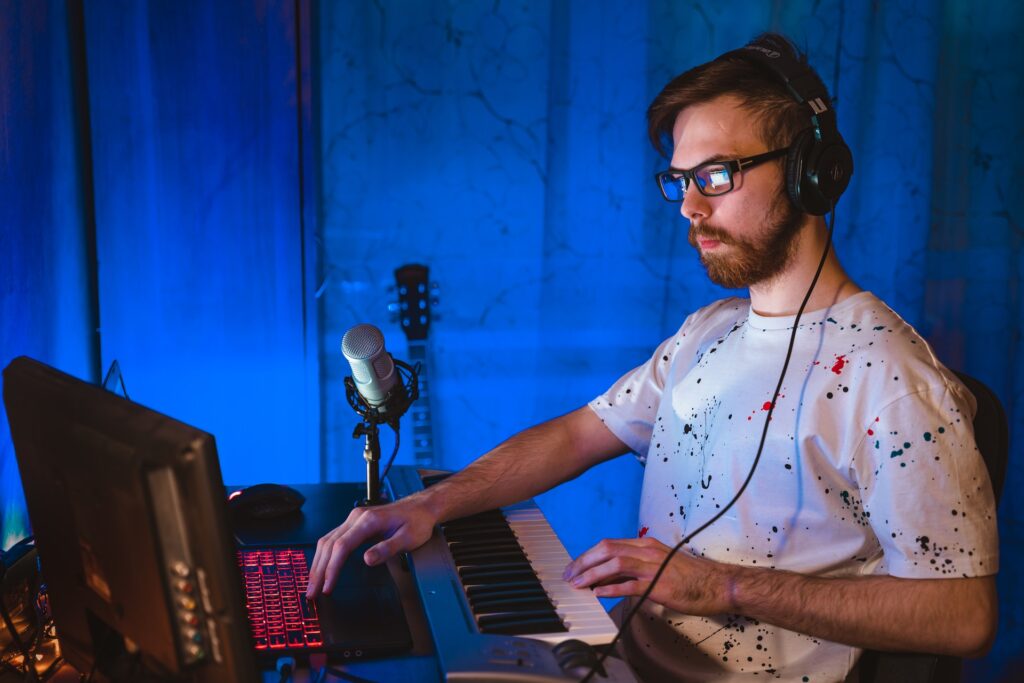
[476,609,563,628]
[389,467,619,650]
[450,550,527,565]
[464,580,547,598]
[466,586,549,602]
[471,596,556,613]
[458,566,539,583]
[478,615,568,636]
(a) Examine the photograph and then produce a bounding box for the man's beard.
[687,193,804,289]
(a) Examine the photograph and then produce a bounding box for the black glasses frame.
[655,147,789,202]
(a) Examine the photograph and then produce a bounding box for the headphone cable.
[581,204,837,682]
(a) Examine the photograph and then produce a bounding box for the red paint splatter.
[762,401,773,411]
[812,361,820,366]
[638,526,649,538]
[867,429,874,436]
[831,355,847,375]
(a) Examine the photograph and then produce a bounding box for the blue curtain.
[0,0,97,549]
[1,0,320,531]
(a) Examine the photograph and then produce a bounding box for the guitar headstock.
[392,264,438,341]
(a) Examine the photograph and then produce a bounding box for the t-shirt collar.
[746,290,875,331]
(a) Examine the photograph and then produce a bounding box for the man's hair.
[647,34,830,158]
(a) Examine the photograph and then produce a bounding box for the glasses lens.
[695,164,732,195]
[658,172,686,201]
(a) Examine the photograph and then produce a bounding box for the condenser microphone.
[341,323,401,410]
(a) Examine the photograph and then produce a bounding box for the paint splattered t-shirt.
[588,292,998,683]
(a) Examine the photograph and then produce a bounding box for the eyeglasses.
[654,148,788,202]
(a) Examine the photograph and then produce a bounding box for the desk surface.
[232,482,439,682]
[34,483,438,682]
[228,483,440,679]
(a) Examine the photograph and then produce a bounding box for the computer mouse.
[228,483,306,520]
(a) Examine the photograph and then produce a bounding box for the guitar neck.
[407,340,437,468]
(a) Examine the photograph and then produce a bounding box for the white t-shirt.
[588,292,999,683]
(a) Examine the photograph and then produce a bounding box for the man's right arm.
[306,405,630,597]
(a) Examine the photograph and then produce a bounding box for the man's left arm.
[563,537,998,658]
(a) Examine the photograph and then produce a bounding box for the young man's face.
[670,94,805,289]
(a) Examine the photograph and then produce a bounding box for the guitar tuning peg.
[431,297,440,307]
[430,282,440,292]
[386,302,400,314]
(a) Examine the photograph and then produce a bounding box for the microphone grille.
[342,324,384,360]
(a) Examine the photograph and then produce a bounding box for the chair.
[859,371,1008,683]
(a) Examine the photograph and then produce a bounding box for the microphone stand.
[344,358,419,506]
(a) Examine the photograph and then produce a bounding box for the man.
[307,34,998,682]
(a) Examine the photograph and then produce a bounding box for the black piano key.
[477,612,567,635]
[453,558,532,571]
[448,540,522,555]
[451,550,528,565]
[471,596,555,613]
[465,585,548,601]
[452,548,524,565]
[458,566,538,583]
[480,620,568,635]
[442,519,511,532]
[477,608,561,627]
[442,528,514,543]
[465,580,544,598]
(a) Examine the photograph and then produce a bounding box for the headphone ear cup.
[785,128,816,213]
[805,138,854,215]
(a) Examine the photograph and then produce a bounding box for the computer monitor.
[2,356,259,682]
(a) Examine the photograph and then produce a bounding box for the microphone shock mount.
[343,358,419,505]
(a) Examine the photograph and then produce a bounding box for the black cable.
[581,205,838,682]
[380,424,401,484]
[0,597,36,682]
[0,542,40,683]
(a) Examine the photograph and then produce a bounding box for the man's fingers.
[364,532,406,566]
[307,514,363,597]
[564,538,644,581]
[321,535,359,595]
[571,553,646,589]
[307,533,339,598]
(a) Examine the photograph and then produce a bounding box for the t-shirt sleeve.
[588,332,684,464]
[850,383,999,578]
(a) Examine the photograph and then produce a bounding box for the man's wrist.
[411,484,449,524]
[718,563,763,615]
[725,568,740,612]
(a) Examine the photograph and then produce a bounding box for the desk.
[231,482,439,683]
[23,483,437,683]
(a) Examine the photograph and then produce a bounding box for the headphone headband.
[719,34,853,215]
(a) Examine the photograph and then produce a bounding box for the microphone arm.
[344,357,420,505]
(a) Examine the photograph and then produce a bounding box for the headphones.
[720,34,853,216]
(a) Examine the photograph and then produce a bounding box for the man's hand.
[306,495,437,598]
[563,536,997,658]
[562,537,732,616]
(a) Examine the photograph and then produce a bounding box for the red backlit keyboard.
[237,548,324,650]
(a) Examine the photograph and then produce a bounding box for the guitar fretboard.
[408,340,436,467]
